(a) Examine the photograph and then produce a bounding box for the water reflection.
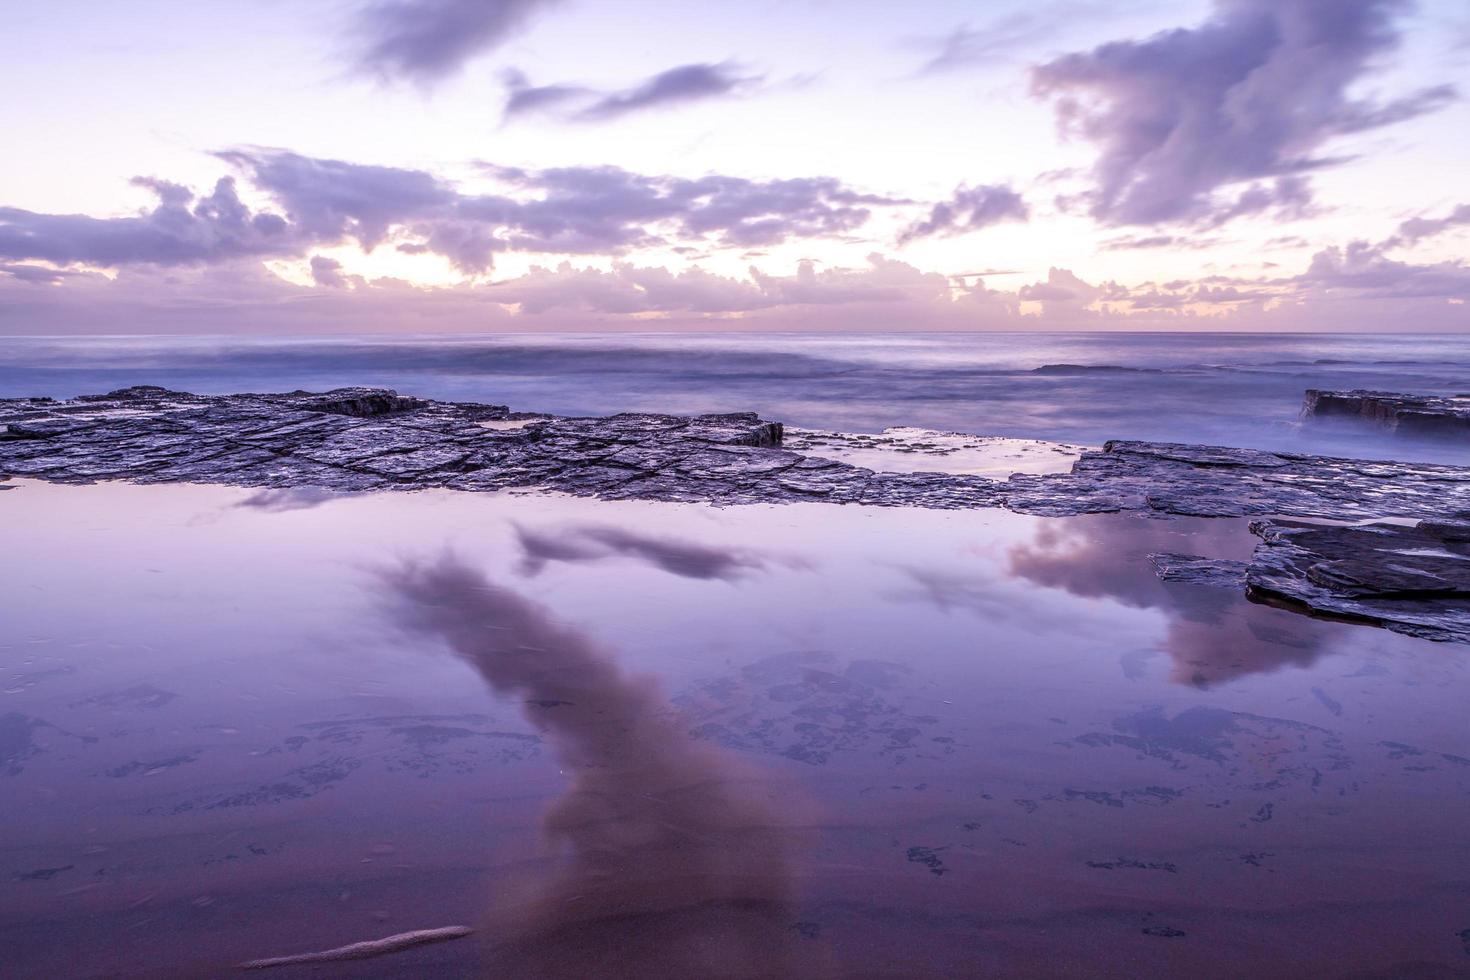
[513,522,806,581]
[234,487,344,512]
[377,554,823,978]
[1008,515,1334,685]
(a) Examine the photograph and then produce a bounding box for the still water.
[2,481,1467,977]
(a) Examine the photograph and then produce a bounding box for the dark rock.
[1245,519,1470,643]
[1149,553,1249,587]
[281,387,429,417]
[1303,389,1470,439]
[5,389,1470,523]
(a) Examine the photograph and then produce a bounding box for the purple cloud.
[309,255,350,288]
[1031,0,1458,226]
[501,63,762,125]
[576,63,760,121]
[216,150,454,248]
[0,150,904,274]
[900,184,1029,242]
[500,69,591,121]
[0,177,292,267]
[1300,241,1470,300]
[352,0,565,84]
[1391,203,1470,246]
[917,5,1104,73]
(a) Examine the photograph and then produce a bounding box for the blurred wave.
[3,333,1468,463]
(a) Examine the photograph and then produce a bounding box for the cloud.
[3,227,1465,334]
[0,177,293,267]
[0,263,89,285]
[1298,240,1470,301]
[487,254,956,315]
[0,150,903,275]
[500,68,592,121]
[216,150,455,249]
[476,162,903,251]
[1390,202,1470,247]
[352,0,565,84]
[309,255,352,288]
[916,5,1104,73]
[501,63,764,126]
[575,63,761,121]
[1031,0,1458,226]
[899,184,1028,242]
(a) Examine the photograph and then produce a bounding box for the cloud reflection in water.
[376,553,824,978]
[514,521,808,581]
[1008,515,1334,685]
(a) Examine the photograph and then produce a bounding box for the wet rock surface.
[1245,519,1470,644]
[6,386,1470,644]
[1148,553,1249,588]
[1303,389,1470,439]
[5,386,1469,520]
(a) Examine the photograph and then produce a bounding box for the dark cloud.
[1032,0,1458,226]
[0,263,89,285]
[476,162,902,252]
[576,63,760,121]
[0,177,293,267]
[514,522,800,580]
[216,150,455,249]
[308,255,354,288]
[500,68,591,121]
[0,150,902,274]
[1391,203,1470,246]
[375,554,821,976]
[899,184,1028,242]
[352,0,565,84]
[502,63,763,126]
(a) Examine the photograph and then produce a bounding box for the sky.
[1,0,1467,333]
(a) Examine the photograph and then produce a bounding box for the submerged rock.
[1303,389,1470,439]
[1148,553,1249,588]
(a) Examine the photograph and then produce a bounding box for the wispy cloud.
[501,62,763,125]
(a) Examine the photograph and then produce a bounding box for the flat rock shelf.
[1303,388,1470,438]
[4,385,1469,643]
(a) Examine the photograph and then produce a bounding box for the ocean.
[4,332,1468,463]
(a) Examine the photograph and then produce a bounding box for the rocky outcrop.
[1150,520,1470,644]
[4,387,1469,519]
[5,386,1470,644]
[1303,389,1470,439]
[1148,553,1249,588]
[1244,518,1470,643]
